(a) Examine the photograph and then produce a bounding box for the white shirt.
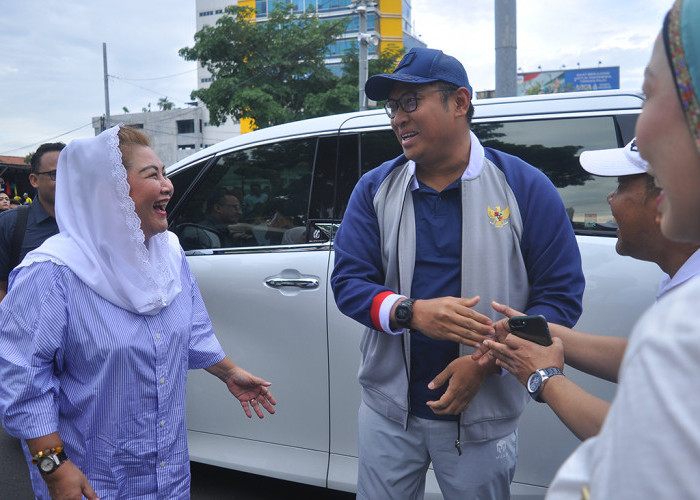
[547,276,700,499]
[656,247,700,299]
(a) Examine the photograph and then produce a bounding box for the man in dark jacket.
[331,48,585,499]
[0,142,62,300]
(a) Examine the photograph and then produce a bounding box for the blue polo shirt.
[410,179,461,421]
[0,199,59,281]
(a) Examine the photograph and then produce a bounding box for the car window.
[168,157,210,212]
[171,138,315,250]
[360,130,403,177]
[330,116,625,236]
[472,116,621,236]
[330,130,402,223]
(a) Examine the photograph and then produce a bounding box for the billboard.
[517,67,620,96]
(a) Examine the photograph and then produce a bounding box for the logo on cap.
[395,51,416,71]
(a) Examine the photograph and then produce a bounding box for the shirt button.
[160,461,166,468]
[156,333,162,340]
[159,378,165,384]
[160,420,165,427]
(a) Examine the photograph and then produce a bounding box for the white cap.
[579,138,648,176]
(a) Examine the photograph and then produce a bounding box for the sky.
[0,0,673,158]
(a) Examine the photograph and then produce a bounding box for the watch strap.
[36,449,69,475]
[395,298,415,328]
[531,367,564,402]
[541,367,564,379]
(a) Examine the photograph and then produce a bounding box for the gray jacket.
[360,157,533,442]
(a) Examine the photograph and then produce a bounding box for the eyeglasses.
[34,169,57,181]
[384,89,450,119]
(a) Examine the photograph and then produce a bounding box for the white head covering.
[18,125,182,315]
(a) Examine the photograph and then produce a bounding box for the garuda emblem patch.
[488,205,510,228]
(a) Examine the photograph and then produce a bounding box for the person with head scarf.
[0,125,276,500]
[540,0,700,498]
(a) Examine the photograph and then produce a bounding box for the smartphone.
[508,315,553,346]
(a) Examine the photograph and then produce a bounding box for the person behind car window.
[486,2,700,498]
[0,142,63,301]
[198,189,254,248]
[475,139,700,439]
[330,47,585,499]
[0,125,276,500]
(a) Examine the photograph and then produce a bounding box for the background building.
[196,0,424,133]
[91,105,206,167]
[95,0,422,165]
[0,156,32,199]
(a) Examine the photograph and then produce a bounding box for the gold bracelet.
[31,445,64,465]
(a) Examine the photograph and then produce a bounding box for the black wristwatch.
[527,367,564,402]
[36,449,69,475]
[394,298,415,329]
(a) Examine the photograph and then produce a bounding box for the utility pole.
[103,42,111,131]
[495,0,517,97]
[352,0,377,110]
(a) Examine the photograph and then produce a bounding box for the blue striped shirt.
[0,257,225,499]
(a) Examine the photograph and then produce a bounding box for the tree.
[157,97,174,111]
[179,2,349,129]
[303,44,404,117]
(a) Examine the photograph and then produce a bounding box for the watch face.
[527,372,542,393]
[38,456,56,473]
[396,307,407,321]
[395,300,413,326]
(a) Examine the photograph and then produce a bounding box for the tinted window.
[309,136,340,222]
[472,116,621,235]
[361,130,403,177]
[171,139,315,251]
[328,130,403,224]
[168,157,210,211]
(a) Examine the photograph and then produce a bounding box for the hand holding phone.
[508,315,552,346]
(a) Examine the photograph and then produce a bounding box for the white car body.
[167,90,658,498]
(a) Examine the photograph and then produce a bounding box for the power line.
[0,122,94,156]
[108,76,191,107]
[111,69,197,81]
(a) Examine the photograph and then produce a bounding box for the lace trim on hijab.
[107,126,173,309]
[15,125,181,315]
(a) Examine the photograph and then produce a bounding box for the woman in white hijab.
[0,125,276,499]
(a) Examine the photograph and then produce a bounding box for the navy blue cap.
[365,47,472,101]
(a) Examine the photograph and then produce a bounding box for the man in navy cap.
[331,47,585,498]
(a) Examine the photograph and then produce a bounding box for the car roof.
[167,89,644,174]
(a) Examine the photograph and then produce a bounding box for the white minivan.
[167,90,658,499]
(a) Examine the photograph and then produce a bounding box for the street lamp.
[351,0,378,110]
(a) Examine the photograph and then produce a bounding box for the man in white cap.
[580,138,700,297]
[475,138,700,442]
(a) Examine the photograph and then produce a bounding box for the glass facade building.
[219,0,425,75]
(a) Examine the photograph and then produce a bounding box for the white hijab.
[18,125,182,315]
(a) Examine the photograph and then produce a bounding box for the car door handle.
[265,277,319,289]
